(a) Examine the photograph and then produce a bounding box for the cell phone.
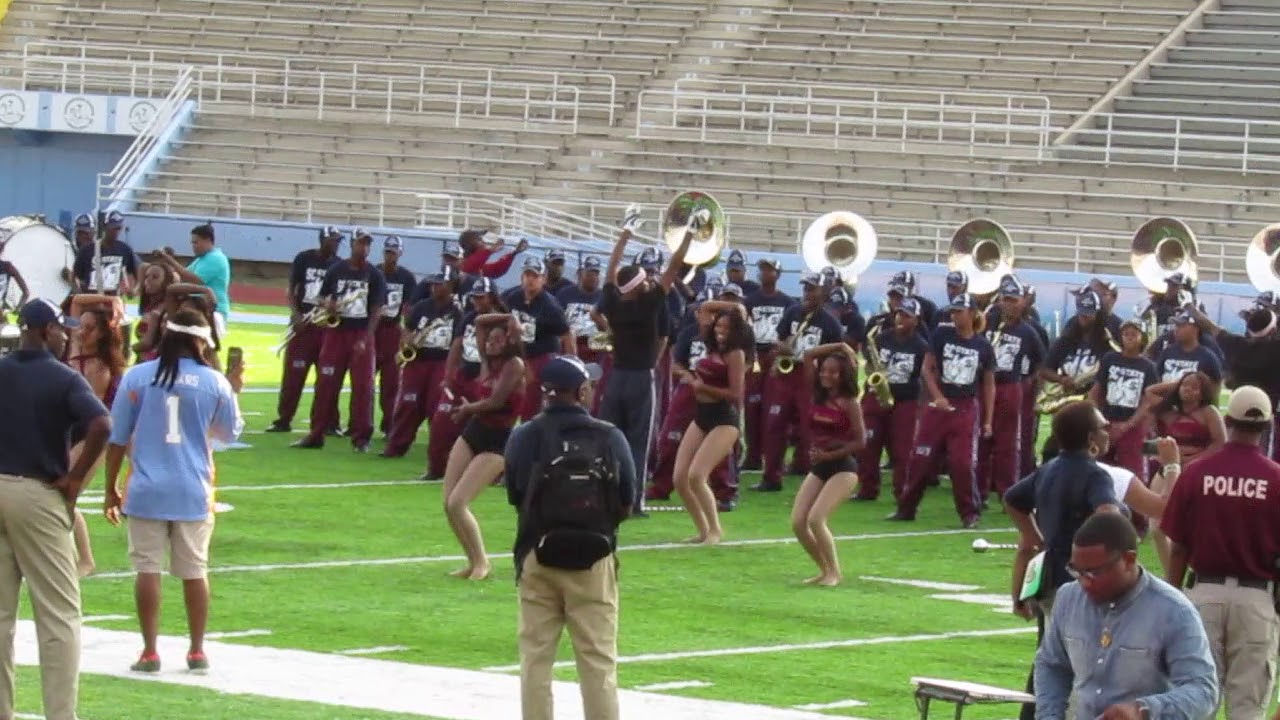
[227,346,244,371]
[1142,439,1160,456]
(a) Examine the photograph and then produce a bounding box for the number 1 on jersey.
[165,395,182,445]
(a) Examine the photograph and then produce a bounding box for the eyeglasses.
[1066,554,1122,581]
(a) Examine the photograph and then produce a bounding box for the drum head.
[0,216,76,306]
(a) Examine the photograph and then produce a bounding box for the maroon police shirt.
[1161,441,1280,581]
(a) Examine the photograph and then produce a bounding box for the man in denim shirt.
[1036,512,1218,720]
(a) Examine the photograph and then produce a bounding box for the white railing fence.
[96,66,195,211]
[1065,113,1280,174]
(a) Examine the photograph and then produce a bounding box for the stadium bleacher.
[2,0,1278,282]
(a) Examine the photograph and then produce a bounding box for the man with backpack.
[503,355,636,720]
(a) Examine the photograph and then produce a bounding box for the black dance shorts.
[693,401,739,433]
[461,419,512,455]
[812,456,857,482]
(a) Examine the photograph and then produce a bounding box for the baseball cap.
[1165,272,1190,289]
[1172,309,1195,326]
[384,235,403,252]
[897,298,922,316]
[104,210,124,228]
[756,257,781,272]
[704,276,726,295]
[19,298,78,329]
[799,272,823,288]
[321,225,344,242]
[998,274,1027,298]
[545,249,566,263]
[1119,317,1145,332]
[1257,291,1279,307]
[1089,277,1118,295]
[726,249,747,268]
[429,266,457,284]
[1225,385,1272,423]
[890,270,917,291]
[887,282,908,297]
[539,355,603,392]
[352,227,374,243]
[721,283,744,298]
[469,277,498,296]
[73,213,95,231]
[827,287,849,306]
[1076,290,1100,315]
[442,240,462,258]
[636,248,662,270]
[949,293,978,311]
[945,270,969,288]
[581,256,602,272]
[522,257,546,275]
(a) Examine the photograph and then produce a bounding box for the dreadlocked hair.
[152,309,209,391]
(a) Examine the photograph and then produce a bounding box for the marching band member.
[1089,318,1159,480]
[424,278,502,481]
[1037,290,1115,461]
[506,257,575,421]
[1141,272,1194,341]
[556,256,603,412]
[892,293,995,527]
[943,270,969,307]
[1082,277,1123,335]
[72,210,140,297]
[792,343,865,587]
[1018,284,1050,477]
[976,276,1046,503]
[724,250,760,296]
[441,313,526,581]
[410,241,465,303]
[673,301,752,544]
[381,266,461,459]
[267,226,342,433]
[543,249,574,295]
[826,286,866,350]
[71,212,96,252]
[374,234,418,437]
[292,231,387,452]
[743,257,794,471]
[855,298,928,502]
[1150,309,1223,386]
[759,273,845,491]
[598,210,692,516]
[888,271,938,330]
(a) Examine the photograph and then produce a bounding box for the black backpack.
[521,415,623,571]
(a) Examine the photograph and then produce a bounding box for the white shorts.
[213,311,227,341]
[127,516,215,579]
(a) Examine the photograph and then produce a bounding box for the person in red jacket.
[457,229,528,279]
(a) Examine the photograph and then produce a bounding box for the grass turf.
[12,306,1258,720]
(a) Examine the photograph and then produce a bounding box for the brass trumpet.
[271,304,336,356]
[1034,365,1099,415]
[864,324,894,409]
[588,331,613,352]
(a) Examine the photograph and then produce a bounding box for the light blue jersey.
[109,357,244,521]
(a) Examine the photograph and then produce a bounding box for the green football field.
[10,308,1260,720]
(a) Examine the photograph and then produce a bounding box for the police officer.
[1160,385,1280,720]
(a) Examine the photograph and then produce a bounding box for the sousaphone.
[800,211,877,285]
[947,218,1014,298]
[1246,223,1280,293]
[1130,217,1198,294]
[662,191,726,284]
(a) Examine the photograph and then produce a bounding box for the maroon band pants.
[898,397,981,522]
[307,328,376,446]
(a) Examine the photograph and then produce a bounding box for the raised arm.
[802,342,857,365]
[698,300,747,322]
[7,263,29,307]
[657,228,694,293]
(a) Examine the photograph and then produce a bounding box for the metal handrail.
[98,66,195,209]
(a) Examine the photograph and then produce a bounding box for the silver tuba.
[1130,217,1199,294]
[800,211,877,286]
[947,218,1014,298]
[662,191,726,285]
[1246,223,1280,294]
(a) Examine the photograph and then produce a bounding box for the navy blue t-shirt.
[289,249,341,312]
[404,298,462,362]
[664,287,686,343]
[545,276,574,296]
[453,310,483,379]
[829,301,867,347]
[556,284,603,341]
[673,324,710,369]
[506,290,570,358]
[0,350,109,482]
[729,278,761,296]
[868,328,930,403]
[745,290,796,350]
[930,326,995,399]
[1156,343,1223,384]
[73,239,139,295]
[1046,335,1102,380]
[1096,351,1159,421]
[380,265,418,325]
[777,305,843,356]
[319,261,388,331]
[987,320,1046,385]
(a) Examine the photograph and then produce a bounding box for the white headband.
[165,321,212,342]
[620,267,648,293]
[1250,310,1277,338]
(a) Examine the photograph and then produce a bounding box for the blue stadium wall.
[0,130,131,226]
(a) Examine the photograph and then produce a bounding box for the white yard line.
[81,614,132,623]
[792,699,868,710]
[336,645,411,656]
[204,629,273,640]
[859,576,981,592]
[633,680,713,691]
[86,528,1012,580]
[13,621,840,720]
[482,627,1036,672]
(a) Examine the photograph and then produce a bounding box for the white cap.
[1226,386,1272,423]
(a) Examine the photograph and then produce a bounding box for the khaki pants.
[0,474,80,720]
[518,553,619,720]
[1189,579,1280,720]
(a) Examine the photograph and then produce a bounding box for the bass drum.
[0,215,77,306]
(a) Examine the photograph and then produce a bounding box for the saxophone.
[864,323,894,409]
[775,310,815,375]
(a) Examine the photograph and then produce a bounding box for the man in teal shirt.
[153,223,231,331]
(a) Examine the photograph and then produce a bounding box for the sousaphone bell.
[800,211,877,286]
[1246,223,1280,294]
[662,191,726,284]
[947,218,1014,297]
[1130,217,1199,294]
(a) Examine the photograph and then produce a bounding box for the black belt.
[1194,574,1273,590]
